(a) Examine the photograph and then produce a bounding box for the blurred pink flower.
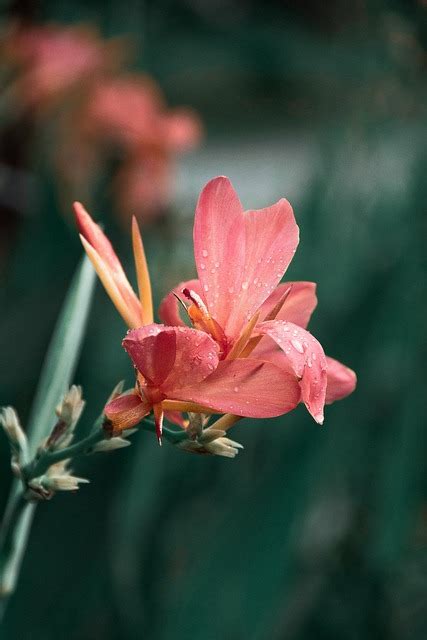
[159,177,356,424]
[85,76,202,221]
[3,23,114,111]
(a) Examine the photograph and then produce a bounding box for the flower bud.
[56,385,85,428]
[0,406,28,459]
[91,437,131,453]
[39,474,90,492]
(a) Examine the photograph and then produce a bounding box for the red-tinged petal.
[194,177,246,332]
[225,199,299,337]
[123,325,177,386]
[259,282,318,328]
[158,279,203,326]
[325,356,357,404]
[153,403,164,445]
[257,320,327,424]
[74,202,142,326]
[170,358,301,418]
[105,392,150,433]
[123,325,220,391]
[74,200,124,274]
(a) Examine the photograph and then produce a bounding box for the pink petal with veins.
[158,278,203,326]
[194,177,246,333]
[193,177,299,340]
[259,282,318,328]
[257,320,327,424]
[173,358,300,418]
[123,325,220,392]
[325,356,357,404]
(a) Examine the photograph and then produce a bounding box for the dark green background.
[1,1,426,638]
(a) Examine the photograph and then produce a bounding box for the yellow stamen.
[208,414,242,432]
[132,216,153,324]
[80,235,140,329]
[226,312,260,360]
[161,400,217,415]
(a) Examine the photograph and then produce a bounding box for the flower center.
[182,288,229,358]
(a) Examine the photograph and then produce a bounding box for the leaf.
[0,255,96,603]
[27,255,96,455]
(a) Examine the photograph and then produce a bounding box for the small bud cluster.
[177,413,243,459]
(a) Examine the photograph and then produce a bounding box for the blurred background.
[0,0,426,638]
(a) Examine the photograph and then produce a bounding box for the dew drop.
[202,249,208,257]
[234,386,239,393]
[200,263,206,270]
[291,339,304,353]
[241,281,249,290]
[228,286,234,294]
[204,284,209,292]
[215,261,220,268]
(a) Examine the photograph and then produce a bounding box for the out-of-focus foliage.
[0,0,426,639]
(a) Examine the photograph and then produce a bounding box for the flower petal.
[325,356,357,404]
[171,358,301,418]
[193,176,300,340]
[158,278,202,326]
[194,176,246,331]
[225,199,299,337]
[259,282,318,328]
[105,392,149,433]
[74,202,142,327]
[257,320,327,424]
[123,325,220,391]
[123,325,177,386]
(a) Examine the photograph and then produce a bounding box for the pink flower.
[159,177,356,424]
[74,202,300,442]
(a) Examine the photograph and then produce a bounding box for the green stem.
[0,414,186,620]
[23,427,105,482]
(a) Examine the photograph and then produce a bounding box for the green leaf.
[0,255,95,605]
[27,255,96,456]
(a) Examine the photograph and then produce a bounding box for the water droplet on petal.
[234,386,239,392]
[200,263,206,270]
[202,249,208,257]
[241,281,249,290]
[291,339,304,353]
[204,284,209,292]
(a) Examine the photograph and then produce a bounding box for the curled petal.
[123,325,220,391]
[260,282,318,328]
[171,358,301,418]
[158,278,202,326]
[325,356,357,404]
[105,392,149,434]
[257,320,327,424]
